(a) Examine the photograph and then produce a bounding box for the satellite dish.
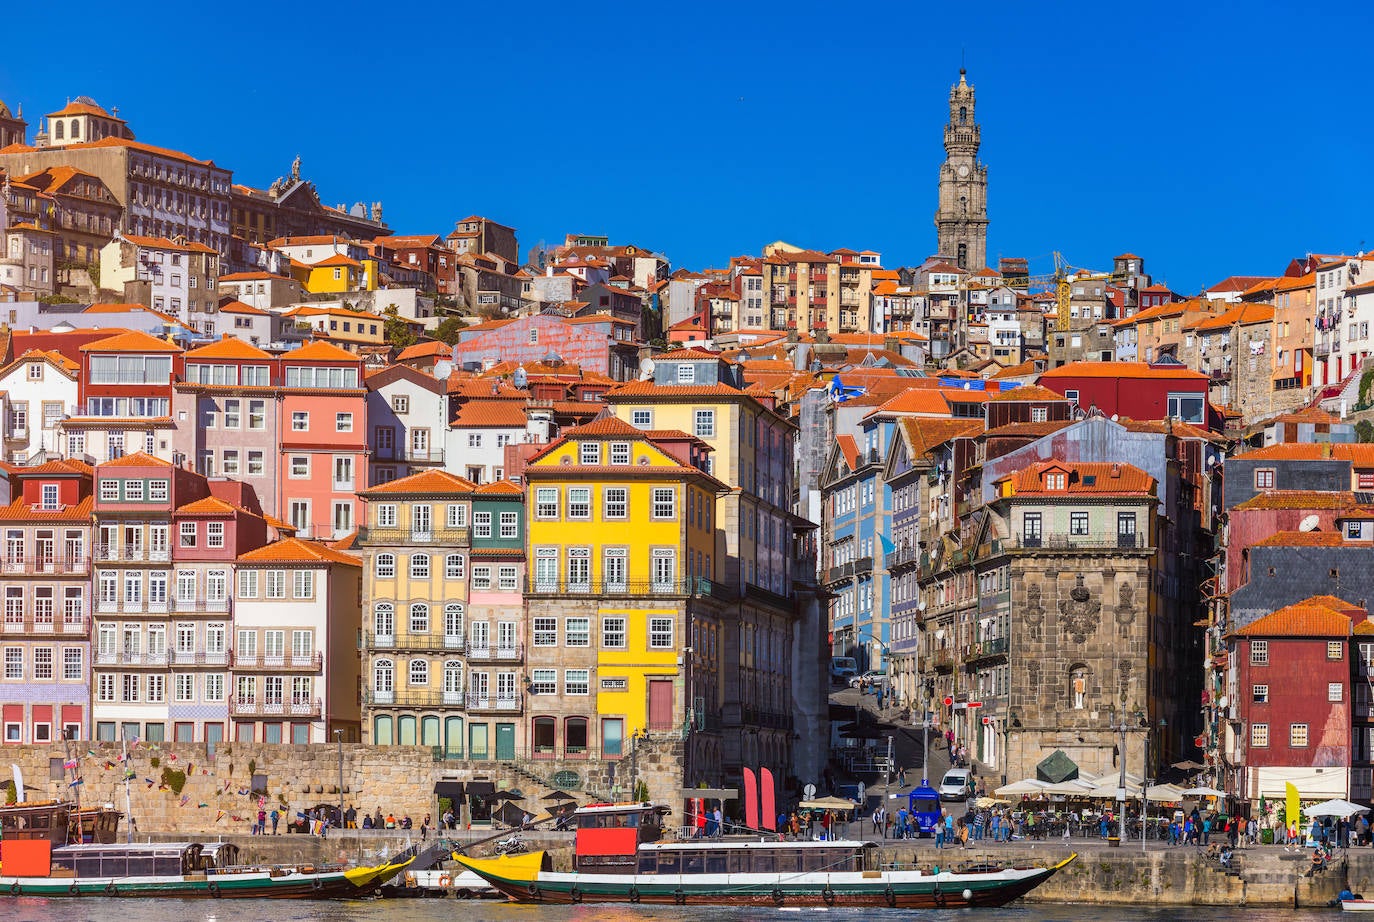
[512,367,528,389]
[1111,414,1119,421]
[918,600,927,611]
[639,358,656,381]
[803,783,816,801]
[1218,695,1229,709]
[433,360,453,381]
[1299,515,1320,532]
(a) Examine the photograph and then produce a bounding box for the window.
[336,412,353,432]
[1252,684,1268,703]
[409,659,428,686]
[473,512,491,538]
[533,617,557,646]
[248,400,266,429]
[291,411,309,431]
[292,570,313,599]
[1290,723,1309,747]
[649,617,674,649]
[1030,406,1048,423]
[631,409,652,429]
[566,617,590,647]
[694,409,715,438]
[676,364,695,383]
[1022,512,1042,542]
[1328,641,1344,661]
[247,451,264,476]
[535,488,558,518]
[1330,682,1344,702]
[567,548,590,589]
[499,512,518,538]
[99,479,119,502]
[604,488,627,519]
[410,603,429,633]
[206,522,224,548]
[1069,511,1089,535]
[33,647,52,679]
[602,616,626,649]
[579,442,601,465]
[5,646,23,678]
[410,554,430,579]
[652,488,676,519]
[567,488,591,519]
[221,450,240,475]
[265,570,286,599]
[530,669,556,695]
[377,504,397,528]
[498,566,517,590]
[565,669,590,695]
[237,570,258,598]
[1250,640,1268,665]
[175,673,195,702]
[1254,468,1275,489]
[290,456,309,478]
[445,554,465,579]
[179,522,197,547]
[391,395,409,414]
[470,566,491,590]
[446,504,466,527]
[652,548,675,587]
[603,548,627,589]
[610,442,630,465]
[1251,723,1269,747]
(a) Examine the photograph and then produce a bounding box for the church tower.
[934,69,988,271]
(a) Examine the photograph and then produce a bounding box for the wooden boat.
[1342,898,1374,912]
[0,839,411,899]
[0,799,122,846]
[456,801,1075,908]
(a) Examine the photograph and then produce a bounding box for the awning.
[678,788,739,802]
[465,781,495,798]
[434,781,465,801]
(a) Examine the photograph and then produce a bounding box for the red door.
[647,680,674,730]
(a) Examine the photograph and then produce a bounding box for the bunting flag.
[103,761,116,771]
[761,767,777,831]
[86,749,96,758]
[123,770,135,781]
[743,767,759,831]
[63,758,78,770]
[68,778,83,788]
[237,788,250,796]
[198,802,208,808]
[179,796,190,806]
[215,810,225,822]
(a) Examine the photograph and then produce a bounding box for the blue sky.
[4,0,1371,293]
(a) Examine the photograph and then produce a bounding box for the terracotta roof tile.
[175,496,243,516]
[216,300,270,316]
[286,341,360,362]
[1038,361,1208,381]
[899,418,984,456]
[219,271,294,283]
[452,400,529,429]
[1233,443,1374,465]
[862,388,954,418]
[396,341,452,361]
[95,451,172,469]
[1236,596,1360,637]
[80,329,183,353]
[183,336,274,361]
[984,384,1065,402]
[120,234,218,254]
[1232,491,1356,511]
[237,537,360,566]
[474,480,522,495]
[606,381,750,399]
[836,434,859,471]
[361,469,477,496]
[1252,530,1348,547]
[0,495,93,522]
[997,460,1156,496]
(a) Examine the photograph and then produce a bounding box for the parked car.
[938,768,975,802]
[848,670,888,689]
[829,656,859,684]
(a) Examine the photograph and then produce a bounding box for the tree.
[432,316,467,345]
[1356,420,1374,444]
[382,306,417,350]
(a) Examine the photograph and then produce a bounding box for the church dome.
[0,102,10,118]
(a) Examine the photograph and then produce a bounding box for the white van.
[939,768,974,802]
[829,656,858,683]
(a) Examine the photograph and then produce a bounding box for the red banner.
[743,767,759,831]
[761,767,776,830]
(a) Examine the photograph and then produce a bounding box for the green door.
[496,723,515,760]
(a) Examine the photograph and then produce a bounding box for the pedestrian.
[345,804,357,829]
[945,809,955,847]
[256,808,266,836]
[714,805,724,838]
[934,809,945,848]
[897,806,908,840]
[898,765,908,787]
[270,808,280,835]
[872,805,884,836]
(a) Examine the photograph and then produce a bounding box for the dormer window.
[1046,472,1067,490]
[676,364,695,384]
[40,484,59,510]
[27,363,41,380]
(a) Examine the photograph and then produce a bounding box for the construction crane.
[994,252,1126,331]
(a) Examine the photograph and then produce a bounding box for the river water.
[0,899,1339,922]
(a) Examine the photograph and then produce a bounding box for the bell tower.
[934,69,988,271]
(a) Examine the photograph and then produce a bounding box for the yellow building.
[282,305,390,351]
[289,253,366,294]
[522,416,726,768]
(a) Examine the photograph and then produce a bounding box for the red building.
[1037,360,1219,430]
[1234,595,1365,804]
[370,234,457,296]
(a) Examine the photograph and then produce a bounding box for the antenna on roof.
[433,360,453,382]
[1299,515,1320,533]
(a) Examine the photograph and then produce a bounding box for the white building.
[99,233,220,325]
[364,365,449,485]
[0,349,80,463]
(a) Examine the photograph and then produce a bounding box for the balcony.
[466,643,523,663]
[362,632,466,652]
[824,562,855,587]
[168,650,231,667]
[1315,336,1339,358]
[372,445,446,465]
[1,617,88,636]
[1,555,89,575]
[887,546,921,570]
[94,545,171,563]
[524,577,734,601]
[363,689,465,708]
[171,599,231,615]
[229,697,321,717]
[741,707,794,731]
[854,556,874,575]
[930,650,955,672]
[95,651,169,667]
[232,652,322,671]
[1008,533,1147,552]
[355,526,468,546]
[466,694,523,714]
[964,637,1010,663]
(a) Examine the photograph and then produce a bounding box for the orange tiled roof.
[396,341,452,361]
[183,336,273,361]
[651,346,723,362]
[452,400,528,429]
[311,253,360,268]
[95,451,171,469]
[266,234,349,248]
[48,101,119,119]
[1193,303,1274,332]
[121,234,218,254]
[998,460,1155,496]
[0,495,94,522]
[80,329,183,353]
[0,348,78,379]
[984,384,1065,402]
[1232,491,1355,511]
[1253,530,1347,547]
[286,341,360,362]
[1038,361,1208,381]
[605,381,750,400]
[836,434,859,471]
[175,496,241,516]
[219,271,294,282]
[361,469,476,496]
[900,418,983,457]
[1233,443,1374,465]
[63,136,218,167]
[237,537,360,567]
[1236,596,1360,637]
[217,300,269,316]
[982,420,1073,439]
[474,480,522,496]
[861,388,953,418]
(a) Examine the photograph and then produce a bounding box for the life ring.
[771,887,785,905]
[207,881,221,898]
[673,887,686,904]
[884,884,896,907]
[312,878,323,892]
[528,883,541,900]
[69,882,80,896]
[569,884,582,903]
[628,885,641,903]
[10,882,19,896]
[105,882,118,896]
[437,874,451,887]
[404,872,416,886]
[822,886,836,905]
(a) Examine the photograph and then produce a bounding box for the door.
[375,426,395,459]
[496,723,515,761]
[648,679,674,730]
[470,621,489,655]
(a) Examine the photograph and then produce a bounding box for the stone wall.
[2,735,687,836]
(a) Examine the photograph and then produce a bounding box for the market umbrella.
[798,796,858,810]
[994,778,1049,797]
[1172,760,1206,771]
[975,797,1012,808]
[1087,781,1143,799]
[1145,784,1187,803]
[1181,786,1225,798]
[487,790,524,803]
[1305,798,1371,819]
[542,790,576,802]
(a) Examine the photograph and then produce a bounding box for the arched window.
[444,603,465,644]
[409,602,429,633]
[533,716,557,758]
[958,106,967,125]
[443,661,463,698]
[410,553,430,578]
[54,121,64,140]
[445,553,465,579]
[409,658,428,686]
[565,717,588,756]
[373,658,393,692]
[70,120,80,138]
[374,602,394,639]
[373,715,394,746]
[375,553,395,578]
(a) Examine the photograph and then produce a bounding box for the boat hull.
[456,851,1075,908]
[0,858,410,899]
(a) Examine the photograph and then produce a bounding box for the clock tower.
[934,69,988,271]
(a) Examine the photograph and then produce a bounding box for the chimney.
[1110,463,1121,478]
